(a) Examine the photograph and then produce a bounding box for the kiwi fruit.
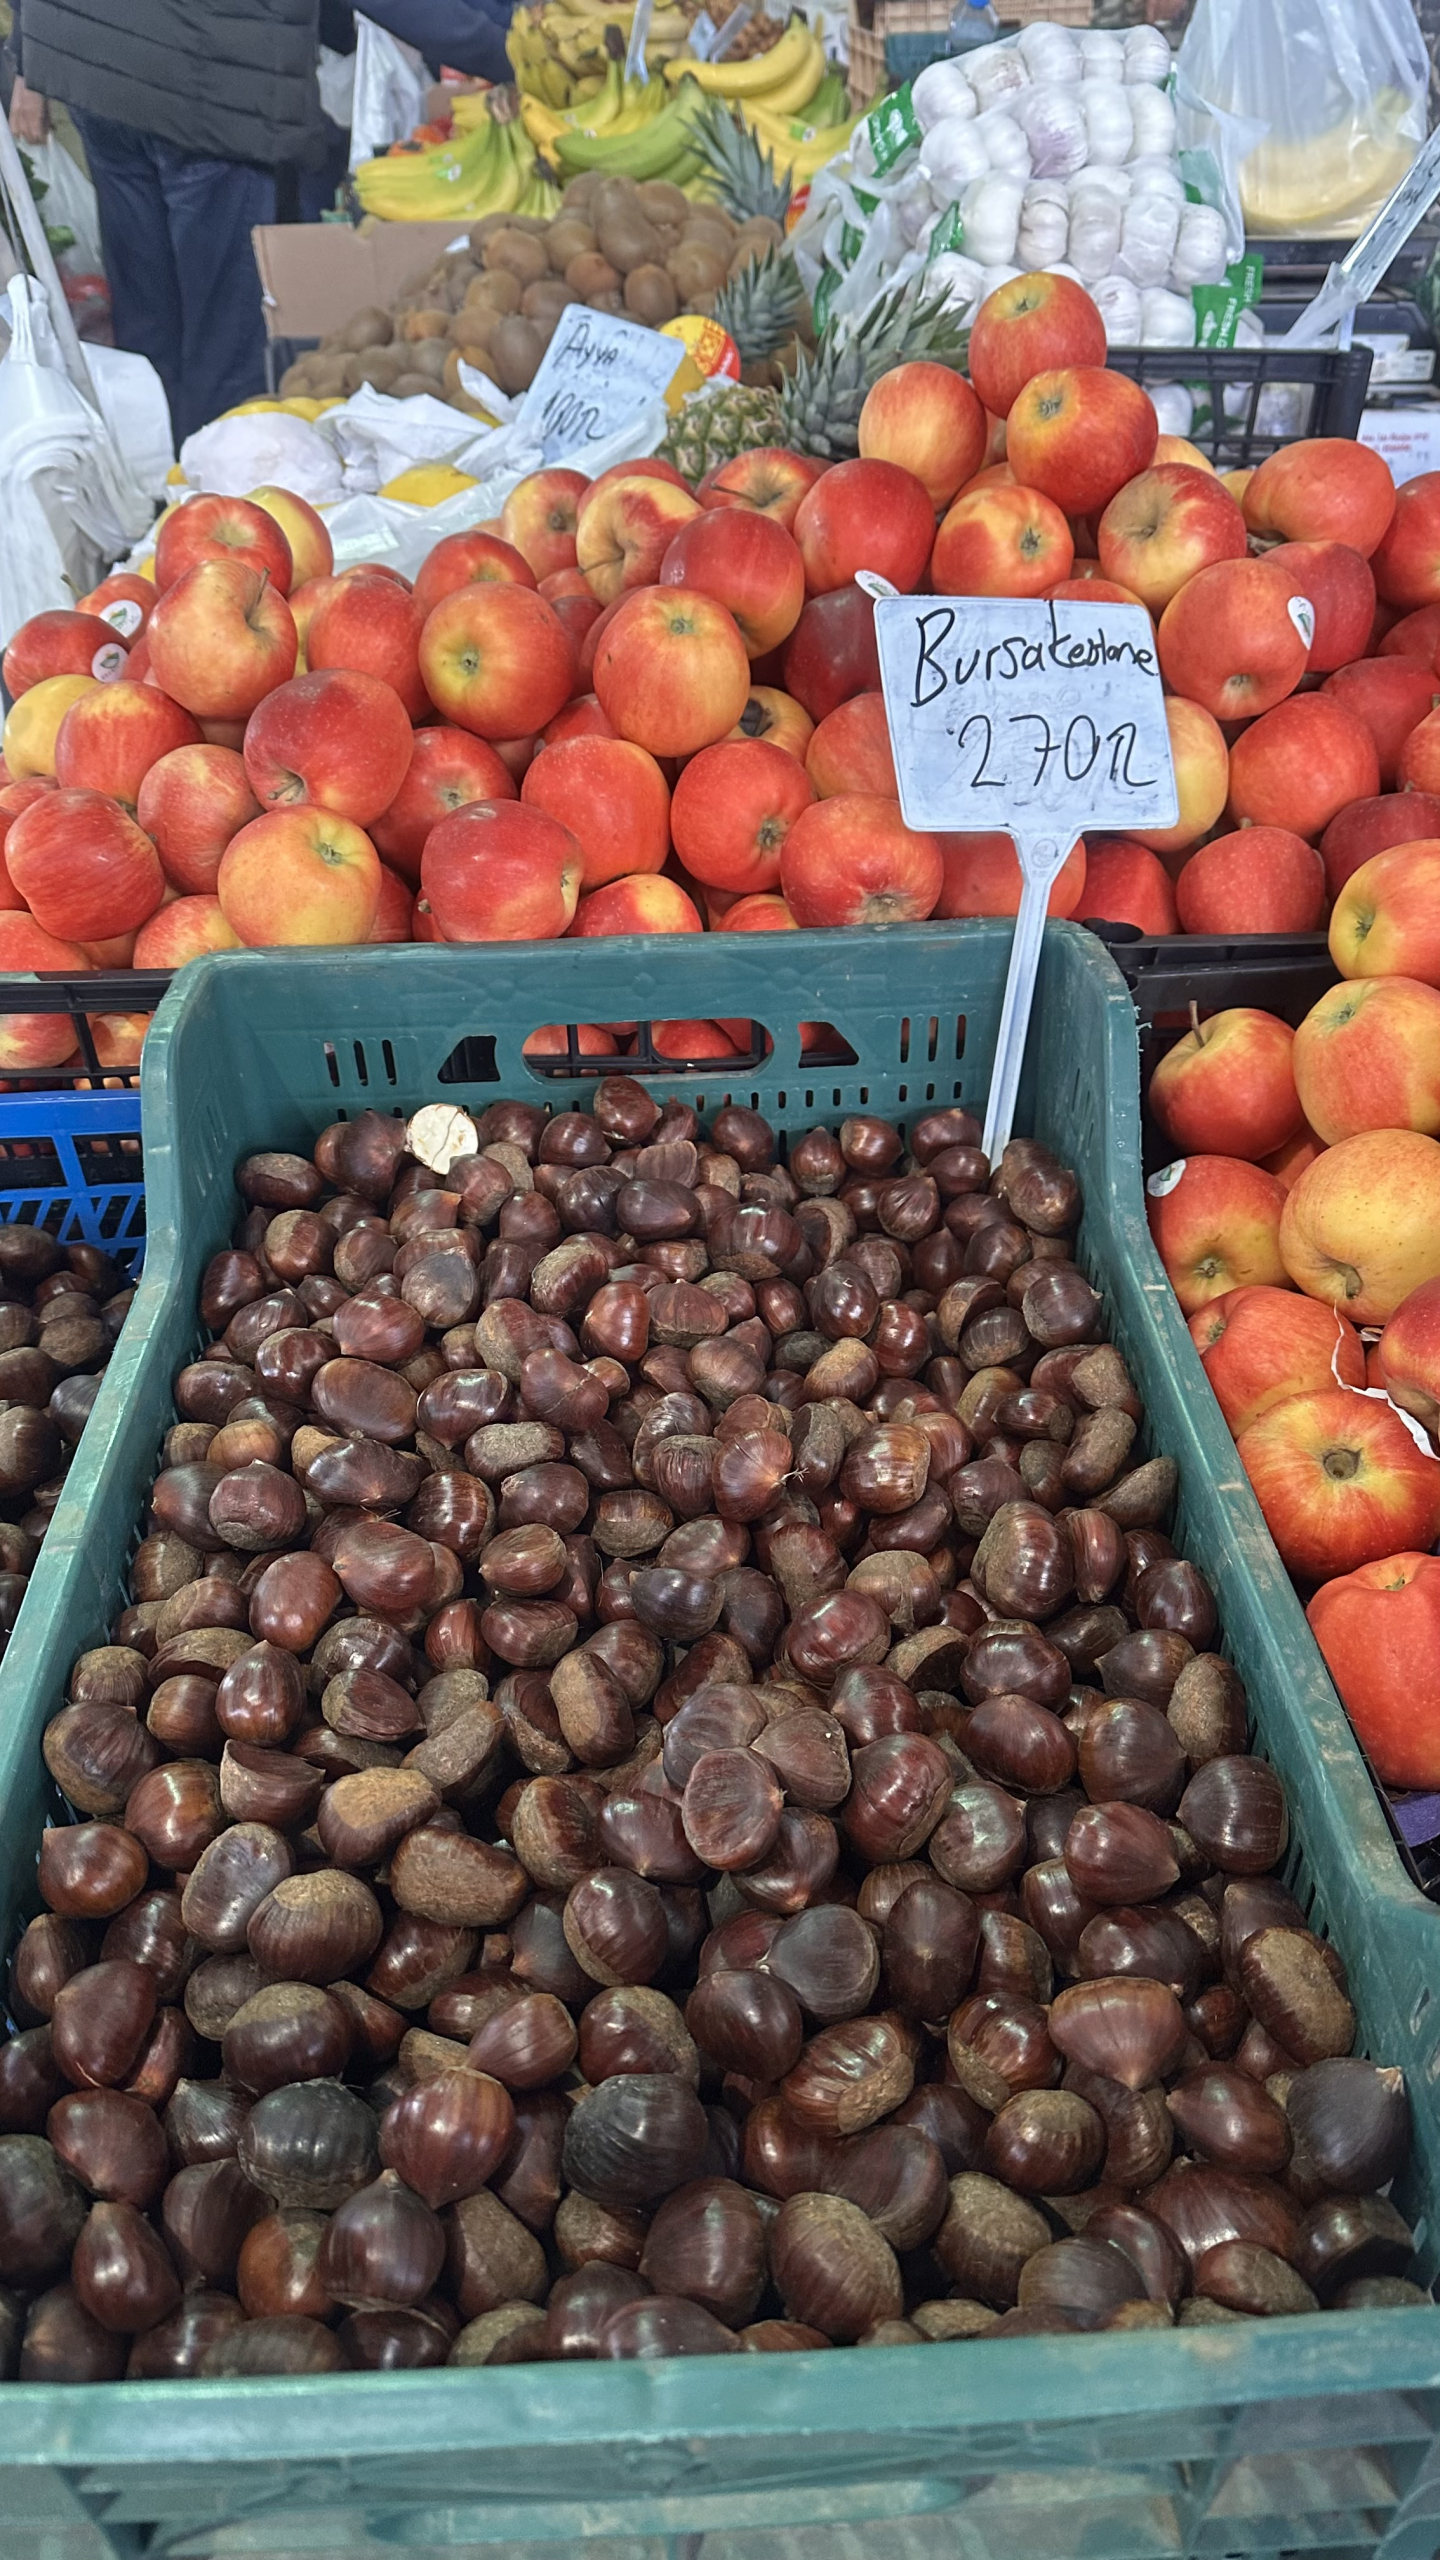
[392,371,442,400]
[586,288,625,315]
[449,305,499,352]
[279,360,314,394]
[398,307,449,341]
[623,263,678,325]
[566,251,620,298]
[545,217,596,269]
[469,212,517,253]
[307,353,351,396]
[667,240,728,299]
[521,278,578,327]
[409,338,450,380]
[563,171,603,211]
[337,352,371,394]
[488,315,545,393]
[357,347,405,388]
[591,175,643,221]
[486,229,551,285]
[733,215,785,253]
[596,209,664,275]
[341,306,393,352]
[636,179,690,227]
[467,268,523,314]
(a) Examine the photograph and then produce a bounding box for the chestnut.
[238,2079,379,2210]
[561,2073,709,2209]
[770,2192,902,2341]
[639,2176,767,2326]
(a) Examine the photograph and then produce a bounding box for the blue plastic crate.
[0,1089,145,1275]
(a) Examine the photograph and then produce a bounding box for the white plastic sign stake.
[624,0,654,88]
[874,594,1178,1161]
[519,307,685,466]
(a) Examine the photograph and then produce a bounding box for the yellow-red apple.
[5,787,164,941]
[659,508,804,657]
[411,529,536,623]
[1146,1153,1289,1312]
[935,831,1085,919]
[131,893,243,966]
[780,794,942,928]
[243,668,412,828]
[147,560,298,721]
[1158,558,1309,721]
[500,468,589,580]
[1263,1121,1326,1191]
[1378,1276,1440,1432]
[577,474,700,604]
[1308,1550,1440,1787]
[1132,696,1229,859]
[1152,1009,1301,1161]
[1322,659,1438,789]
[966,273,1107,419]
[570,873,702,936]
[521,734,670,889]
[931,483,1073,598]
[1321,794,1440,900]
[422,800,581,940]
[419,584,573,743]
[136,743,262,894]
[858,361,986,512]
[1281,1127,1440,1321]
[805,692,895,799]
[1005,366,1157,517]
[593,586,749,757]
[1294,975,1440,1144]
[541,694,614,747]
[723,892,798,931]
[3,674,98,779]
[1243,439,1396,559]
[1227,694,1379,840]
[367,866,414,942]
[727,686,814,761]
[3,610,127,697]
[1176,827,1325,935]
[670,738,813,894]
[0,779,54,908]
[523,1022,619,1058]
[795,457,937,597]
[76,571,153,639]
[1264,540,1376,674]
[218,805,379,947]
[0,911,88,1069]
[1097,464,1246,612]
[697,447,822,530]
[305,575,430,722]
[53,682,201,811]
[155,493,293,594]
[1371,472,1440,610]
[1194,1283,1365,1436]
[1329,839,1440,985]
[247,486,332,588]
[369,727,515,883]
[1238,1387,1440,1583]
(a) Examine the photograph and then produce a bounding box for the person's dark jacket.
[359,0,515,88]
[14,0,331,166]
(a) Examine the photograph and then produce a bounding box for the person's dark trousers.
[70,110,275,447]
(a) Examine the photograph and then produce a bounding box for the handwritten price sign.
[520,308,685,467]
[874,592,1178,1159]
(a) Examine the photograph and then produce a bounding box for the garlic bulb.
[912,58,978,135]
[897,183,938,249]
[1082,79,1134,166]
[976,261,1024,301]
[1171,201,1228,288]
[1123,25,1173,85]
[1235,307,1265,347]
[1127,155,1186,203]
[974,108,1032,179]
[1017,186,1070,269]
[967,47,1028,107]
[960,175,1024,266]
[1089,272,1143,346]
[1078,29,1125,78]
[1127,85,1175,161]
[1014,83,1088,178]
[1018,21,1081,84]
[1071,161,1130,203]
[1067,193,1123,282]
[1147,381,1195,437]
[919,115,991,189]
[1140,286,1197,348]
[1116,190,1180,288]
[926,250,987,318]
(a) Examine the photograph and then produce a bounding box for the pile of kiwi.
[279,177,791,407]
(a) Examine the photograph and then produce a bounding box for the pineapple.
[660,381,783,480]
[778,279,969,459]
[689,95,792,222]
[712,246,805,366]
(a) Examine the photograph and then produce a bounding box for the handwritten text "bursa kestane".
[906,602,1158,709]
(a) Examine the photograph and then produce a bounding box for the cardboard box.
[252,221,471,343]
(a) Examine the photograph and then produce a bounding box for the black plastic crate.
[1106,343,1374,466]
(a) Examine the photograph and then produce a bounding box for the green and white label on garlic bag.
[926,202,966,262]
[862,83,920,174]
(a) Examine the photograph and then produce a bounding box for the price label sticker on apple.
[874,593,1178,1158]
[520,309,686,468]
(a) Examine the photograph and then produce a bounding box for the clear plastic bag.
[1176,0,1428,242]
[22,139,101,274]
[349,15,430,171]
[0,277,157,646]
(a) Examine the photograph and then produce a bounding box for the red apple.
[76,571,153,639]
[571,874,702,937]
[422,800,581,940]
[793,458,935,597]
[131,894,243,966]
[935,832,1086,920]
[490,735,536,785]
[1380,602,1440,663]
[1263,1122,1326,1191]
[53,682,201,811]
[367,866,414,943]
[1243,439,1396,558]
[1146,1153,1289,1312]
[1307,1551,1440,1787]
[1321,659,1438,791]
[369,727,515,883]
[966,273,1107,419]
[218,805,380,946]
[1175,827,1325,935]
[1080,836,1178,936]
[1328,839,1440,987]
[650,1019,739,1057]
[1264,541,1376,674]
[1132,696,1230,861]
[0,778,54,909]
[523,1022,618,1057]
[931,483,1073,598]
[147,560,297,722]
[1158,558,1309,722]
[4,787,165,940]
[3,610,128,697]
[593,586,749,757]
[1226,694,1379,841]
[1151,1008,1301,1160]
[1371,472,1440,610]
[521,734,670,890]
[136,743,263,894]
[805,692,896,800]
[669,738,813,894]
[1047,574,1145,607]
[1194,1283,1365,1436]
[1097,465,1246,612]
[722,892,798,931]
[537,567,602,657]
[0,911,89,1069]
[541,694,615,747]
[577,474,701,603]
[697,447,823,531]
[154,493,293,594]
[411,530,536,622]
[1378,1276,1440,1432]
[247,486,332,588]
[1237,1388,1440,1583]
[1281,1128,1440,1322]
[1397,708,1440,796]
[659,508,805,656]
[857,361,986,512]
[579,458,688,514]
[780,793,942,927]
[419,584,573,741]
[500,468,590,580]
[305,576,430,722]
[1005,366,1157,516]
[1321,793,1440,900]
[726,686,813,762]
[780,586,880,722]
[242,669,412,827]
[1293,975,1440,1144]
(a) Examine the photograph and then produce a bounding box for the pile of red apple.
[5,264,1440,1084]
[1143,855,1440,1799]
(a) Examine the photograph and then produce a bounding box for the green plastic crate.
[3,921,1440,2560]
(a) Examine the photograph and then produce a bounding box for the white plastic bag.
[349,15,429,171]
[0,277,157,646]
[180,410,347,503]
[1176,0,1428,241]
[23,138,102,273]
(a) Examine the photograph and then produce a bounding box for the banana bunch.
[507,0,693,107]
[664,12,825,117]
[551,65,708,182]
[353,104,546,221]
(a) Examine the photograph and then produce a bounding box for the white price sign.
[520,308,685,467]
[875,593,1178,1158]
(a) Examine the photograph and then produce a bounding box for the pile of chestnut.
[0,1224,130,1655]
[0,1080,1422,2383]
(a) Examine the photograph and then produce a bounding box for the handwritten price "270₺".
[954,710,1159,798]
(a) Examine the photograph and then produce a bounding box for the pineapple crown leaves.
[778,277,970,458]
[712,244,805,363]
[689,93,792,223]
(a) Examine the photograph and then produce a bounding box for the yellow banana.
[665,14,811,93]
[740,40,823,115]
